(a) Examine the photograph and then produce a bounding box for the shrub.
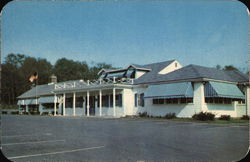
[192,112,215,121]
[30,111,40,115]
[2,111,8,114]
[138,112,148,117]
[22,112,29,115]
[41,112,49,115]
[219,115,231,121]
[241,115,249,120]
[11,111,19,115]
[164,113,176,119]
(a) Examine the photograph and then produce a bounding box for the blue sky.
[1,0,249,71]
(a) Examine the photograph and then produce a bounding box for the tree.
[1,54,53,105]
[88,62,114,80]
[215,65,221,70]
[223,65,239,71]
[53,58,89,82]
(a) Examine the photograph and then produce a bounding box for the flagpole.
[36,72,38,105]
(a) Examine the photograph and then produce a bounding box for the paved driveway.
[1,115,249,161]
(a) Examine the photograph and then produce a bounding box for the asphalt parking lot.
[1,115,249,162]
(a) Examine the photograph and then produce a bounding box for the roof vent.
[49,74,57,84]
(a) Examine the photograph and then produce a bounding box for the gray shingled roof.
[17,61,248,99]
[134,64,248,84]
[17,84,55,99]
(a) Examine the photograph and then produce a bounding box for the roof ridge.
[141,60,176,67]
[189,64,203,78]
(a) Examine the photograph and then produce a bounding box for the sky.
[1,0,249,71]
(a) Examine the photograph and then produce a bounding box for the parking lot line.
[2,132,52,138]
[2,139,65,146]
[8,145,105,160]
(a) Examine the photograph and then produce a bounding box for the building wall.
[95,107,124,117]
[158,60,182,74]
[142,100,196,117]
[247,86,250,116]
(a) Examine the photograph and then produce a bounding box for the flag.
[29,72,38,82]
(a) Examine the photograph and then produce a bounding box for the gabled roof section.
[17,84,55,99]
[134,64,248,84]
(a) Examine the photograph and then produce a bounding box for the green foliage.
[218,115,231,121]
[138,112,149,117]
[164,113,176,119]
[11,111,19,115]
[223,65,239,71]
[241,115,249,120]
[192,112,215,121]
[1,54,116,106]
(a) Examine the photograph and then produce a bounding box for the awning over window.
[24,99,38,105]
[205,81,244,99]
[39,96,55,103]
[17,100,25,105]
[145,82,193,99]
[106,71,125,78]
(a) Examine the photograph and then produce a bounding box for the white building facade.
[17,60,249,118]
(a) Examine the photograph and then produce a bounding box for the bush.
[241,115,249,120]
[164,113,176,119]
[30,111,40,115]
[41,112,49,115]
[138,112,149,117]
[2,111,8,114]
[22,112,29,115]
[11,111,19,115]
[219,115,231,121]
[192,112,215,121]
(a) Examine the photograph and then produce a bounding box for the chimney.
[49,74,57,84]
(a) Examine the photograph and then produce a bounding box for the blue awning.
[205,81,244,99]
[145,82,193,99]
[106,71,126,78]
[17,100,25,105]
[24,99,38,105]
[39,96,55,103]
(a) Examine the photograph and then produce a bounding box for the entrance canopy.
[145,82,193,99]
[24,99,38,105]
[39,96,55,103]
[205,81,244,99]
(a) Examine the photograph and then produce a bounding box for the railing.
[54,77,134,90]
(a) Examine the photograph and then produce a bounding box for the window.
[110,94,113,107]
[134,93,138,107]
[42,103,58,109]
[205,97,243,104]
[138,93,145,107]
[65,97,73,108]
[102,95,109,107]
[76,97,84,107]
[175,62,178,67]
[152,99,164,104]
[224,98,232,104]
[116,94,122,107]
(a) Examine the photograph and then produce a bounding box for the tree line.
[1,53,115,106]
[1,53,245,106]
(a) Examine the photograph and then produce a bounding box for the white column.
[99,90,102,116]
[122,89,125,116]
[26,105,28,113]
[246,86,250,116]
[63,93,66,116]
[73,92,76,116]
[113,88,116,116]
[54,94,57,116]
[193,82,205,113]
[87,91,90,116]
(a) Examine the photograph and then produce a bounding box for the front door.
[85,96,95,115]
